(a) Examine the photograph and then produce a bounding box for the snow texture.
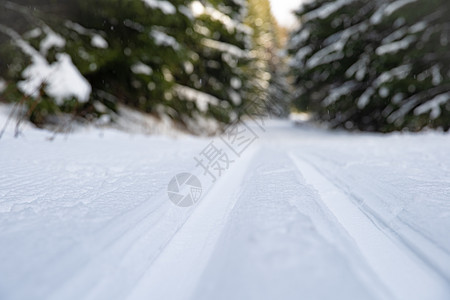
[0,117,450,300]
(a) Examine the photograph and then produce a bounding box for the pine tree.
[1,0,198,125]
[288,0,450,132]
[0,0,265,131]
[178,0,254,125]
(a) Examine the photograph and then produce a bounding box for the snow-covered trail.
[0,120,450,300]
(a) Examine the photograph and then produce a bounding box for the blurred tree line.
[288,0,450,132]
[0,0,289,132]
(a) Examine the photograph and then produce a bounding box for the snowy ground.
[1,113,450,300]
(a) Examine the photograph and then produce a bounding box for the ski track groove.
[45,188,191,300]
[126,144,261,300]
[189,146,389,300]
[289,151,450,300]
[2,162,197,299]
[1,121,450,300]
[47,142,260,300]
[297,150,450,284]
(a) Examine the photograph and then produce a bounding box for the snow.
[384,0,418,17]
[357,65,412,109]
[40,26,66,55]
[0,25,91,104]
[91,34,108,49]
[291,46,312,67]
[142,0,176,14]
[357,87,375,109]
[409,21,427,34]
[376,36,416,55]
[190,1,252,35]
[323,81,357,106]
[174,84,220,112]
[150,29,180,50]
[65,21,109,49]
[1,118,450,300]
[24,27,43,39]
[228,90,242,105]
[290,28,311,48]
[131,62,153,75]
[306,23,367,69]
[18,53,91,104]
[303,0,355,23]
[374,64,411,87]
[371,0,418,25]
[414,92,450,119]
[382,27,408,44]
[345,54,369,80]
[431,65,443,86]
[230,77,242,89]
[201,38,247,58]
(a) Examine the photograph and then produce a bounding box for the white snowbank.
[0,118,450,300]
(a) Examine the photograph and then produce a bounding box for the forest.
[0,0,449,133]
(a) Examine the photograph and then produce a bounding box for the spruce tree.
[180,0,254,125]
[0,0,197,125]
[288,0,450,132]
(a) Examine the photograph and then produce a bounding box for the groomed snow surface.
[0,114,450,300]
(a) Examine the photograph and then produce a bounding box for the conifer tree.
[288,0,450,132]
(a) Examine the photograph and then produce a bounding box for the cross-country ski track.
[1,119,450,300]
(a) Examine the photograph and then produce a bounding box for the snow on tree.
[0,0,198,125]
[178,0,255,125]
[288,0,450,132]
[0,0,273,132]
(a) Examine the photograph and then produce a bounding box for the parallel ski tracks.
[43,143,260,300]
[289,152,450,300]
